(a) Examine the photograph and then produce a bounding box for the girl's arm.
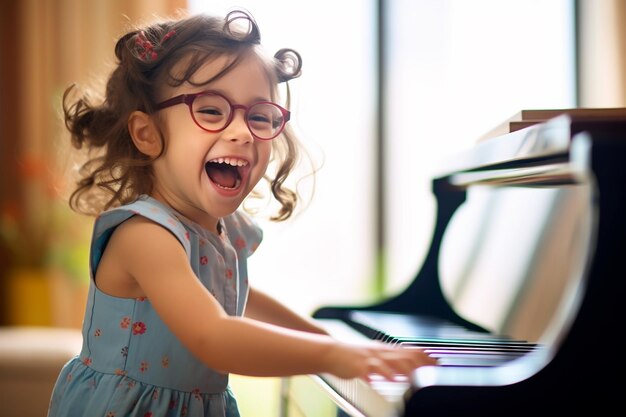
[104,216,437,380]
[244,287,329,335]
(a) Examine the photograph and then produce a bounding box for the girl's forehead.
[163,52,274,98]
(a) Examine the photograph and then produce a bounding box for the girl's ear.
[128,111,162,157]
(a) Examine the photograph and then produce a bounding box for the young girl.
[48,9,437,417]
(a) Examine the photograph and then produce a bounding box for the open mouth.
[205,157,247,190]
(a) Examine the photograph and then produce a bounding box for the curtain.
[0,0,186,324]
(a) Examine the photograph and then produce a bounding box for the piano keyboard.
[316,315,541,417]
[347,311,536,367]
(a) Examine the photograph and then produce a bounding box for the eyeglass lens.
[191,94,285,139]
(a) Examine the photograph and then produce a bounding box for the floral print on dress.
[132,321,147,335]
[234,237,246,250]
[120,316,131,329]
[192,388,202,401]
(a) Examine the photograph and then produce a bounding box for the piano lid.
[437,112,626,178]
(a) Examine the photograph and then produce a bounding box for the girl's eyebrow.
[194,88,271,103]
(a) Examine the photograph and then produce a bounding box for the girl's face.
[152,53,274,233]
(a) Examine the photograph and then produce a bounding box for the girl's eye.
[197,107,224,116]
[248,114,271,124]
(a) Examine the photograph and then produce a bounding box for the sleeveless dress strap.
[89,196,191,279]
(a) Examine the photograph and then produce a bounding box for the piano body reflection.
[281,111,626,417]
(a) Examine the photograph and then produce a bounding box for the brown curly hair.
[63,10,305,221]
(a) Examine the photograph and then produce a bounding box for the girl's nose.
[223,110,253,143]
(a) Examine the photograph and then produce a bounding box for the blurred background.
[0,0,625,416]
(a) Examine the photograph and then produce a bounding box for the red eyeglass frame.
[154,90,291,140]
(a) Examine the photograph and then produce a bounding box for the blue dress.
[48,195,262,417]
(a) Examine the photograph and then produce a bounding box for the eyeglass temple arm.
[154,94,191,110]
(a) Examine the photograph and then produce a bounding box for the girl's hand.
[325,341,438,382]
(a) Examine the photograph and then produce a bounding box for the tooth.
[207,157,248,167]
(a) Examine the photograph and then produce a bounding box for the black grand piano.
[281,110,626,417]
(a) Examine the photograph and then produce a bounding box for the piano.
[281,110,626,417]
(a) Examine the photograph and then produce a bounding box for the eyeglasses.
[155,90,290,140]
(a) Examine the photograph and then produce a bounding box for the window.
[383,0,576,294]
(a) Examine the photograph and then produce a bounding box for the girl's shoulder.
[97,195,184,228]
[92,196,190,254]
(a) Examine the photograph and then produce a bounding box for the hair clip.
[135,31,157,61]
[161,30,176,44]
[134,29,176,62]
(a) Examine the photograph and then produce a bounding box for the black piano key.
[423,348,527,356]
[393,337,535,347]
[398,341,535,352]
